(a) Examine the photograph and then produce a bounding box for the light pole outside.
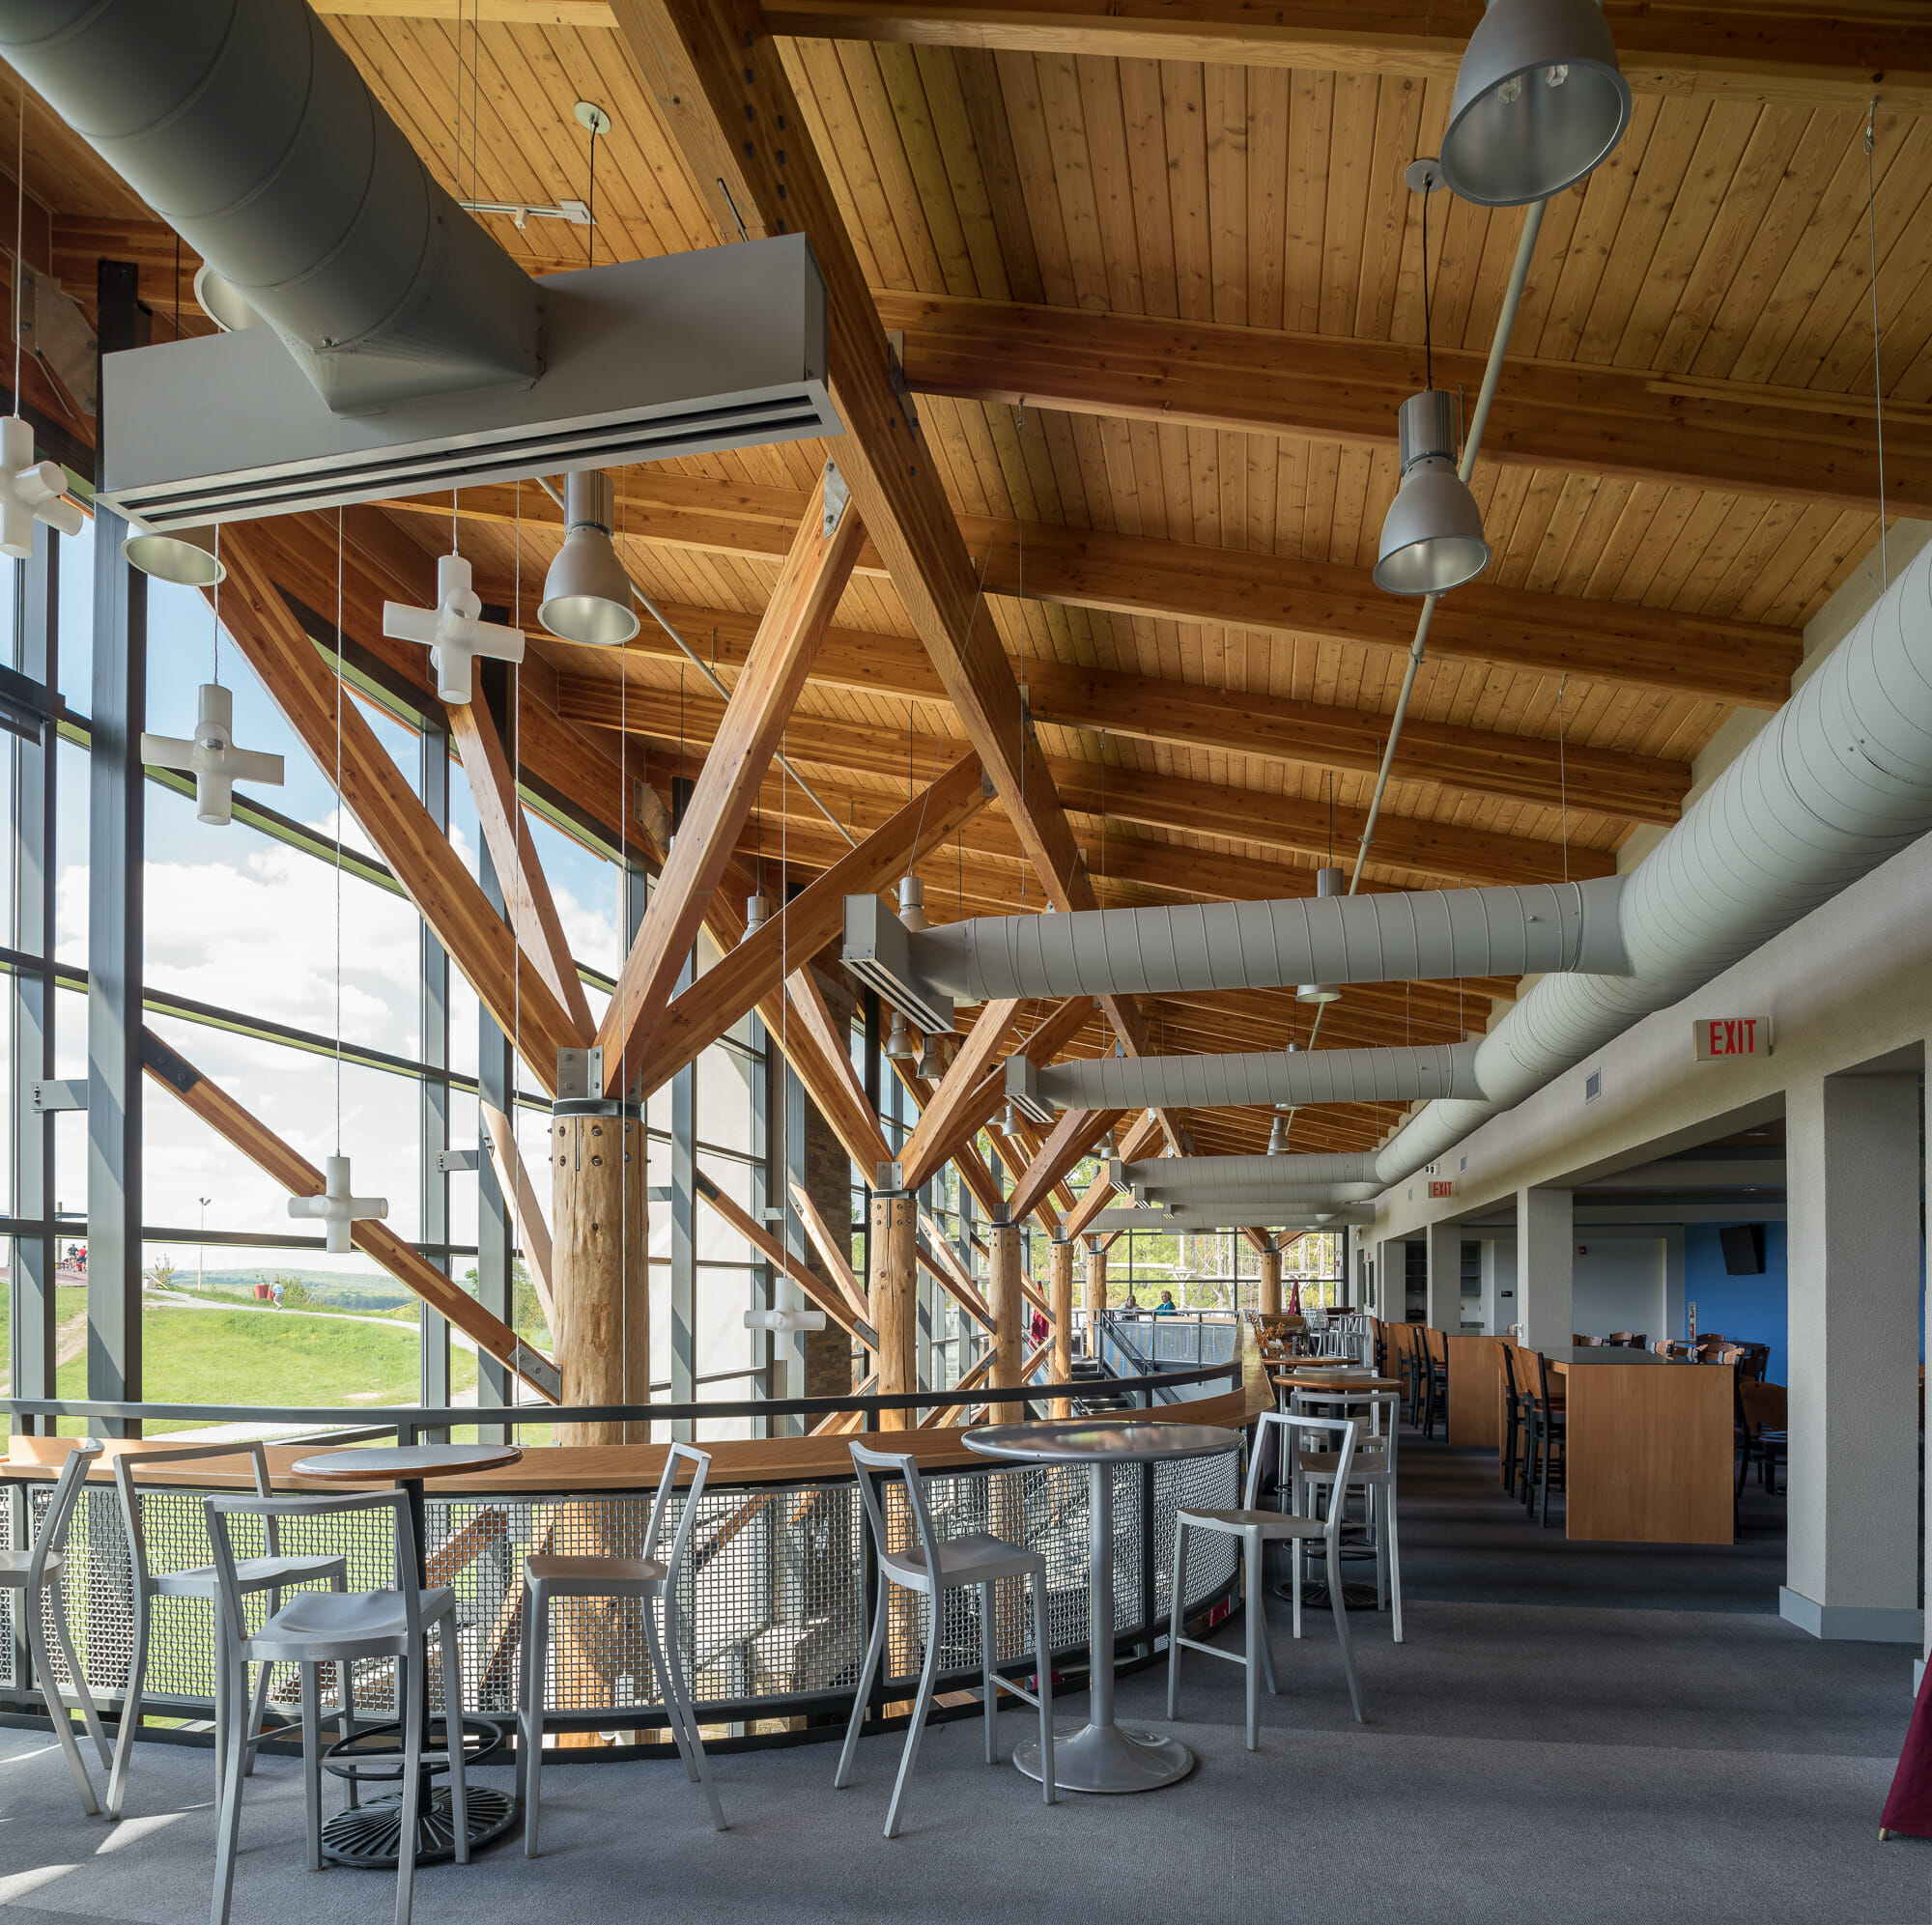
[198,1197,212,1291]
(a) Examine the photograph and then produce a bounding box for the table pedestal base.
[320,1785,516,1867]
[1012,1720,1196,1794]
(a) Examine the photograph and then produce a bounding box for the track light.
[1438,0,1633,208]
[123,523,225,587]
[885,1010,915,1061]
[1297,866,1345,1005]
[897,874,929,932]
[1375,390,1491,595]
[540,470,640,646]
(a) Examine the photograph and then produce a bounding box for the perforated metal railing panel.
[10,1453,1240,1727]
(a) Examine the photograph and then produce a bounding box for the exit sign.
[1428,1179,1455,1198]
[1693,1017,1771,1061]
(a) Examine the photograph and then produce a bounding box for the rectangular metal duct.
[844,893,955,1039]
[99,240,837,531]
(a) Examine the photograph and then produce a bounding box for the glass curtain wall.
[2,516,784,1440]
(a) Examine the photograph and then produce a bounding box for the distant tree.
[148,1253,178,1291]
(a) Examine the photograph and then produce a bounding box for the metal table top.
[291,1444,524,1482]
[962,1420,1240,1464]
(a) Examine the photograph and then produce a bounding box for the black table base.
[321,1714,515,1868]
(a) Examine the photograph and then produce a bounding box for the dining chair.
[1292,1388,1404,1643]
[1,1441,111,1813]
[1167,1409,1363,1748]
[1498,1341,1527,1498]
[517,1443,725,1850]
[108,1440,352,1820]
[205,1488,469,1925]
[836,1441,1055,1837]
[1521,1352,1568,1526]
[1418,1326,1449,1441]
[1737,1381,1788,1495]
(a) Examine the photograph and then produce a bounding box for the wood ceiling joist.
[596,466,862,1097]
[565,680,1610,886]
[758,1,1932,116]
[387,476,1799,707]
[545,597,1688,824]
[876,291,1932,520]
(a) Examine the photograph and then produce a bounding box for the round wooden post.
[1260,1246,1284,1316]
[552,1109,648,1447]
[988,1222,1024,1420]
[868,1193,917,1429]
[1085,1238,1108,1316]
[1049,1238,1075,1418]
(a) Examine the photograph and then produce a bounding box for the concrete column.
[552,1111,649,1446]
[1425,1220,1463,1331]
[1258,1247,1283,1316]
[867,1193,917,1430]
[1085,1238,1108,1315]
[1516,1187,1574,1353]
[988,1222,1025,1421]
[1049,1239,1075,1417]
[1376,1236,1408,1323]
[1782,1068,1923,1644]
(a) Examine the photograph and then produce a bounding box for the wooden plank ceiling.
[8,2,1925,1166]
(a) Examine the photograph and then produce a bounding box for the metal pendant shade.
[1375,390,1491,596]
[897,874,930,932]
[123,523,225,587]
[885,1010,915,1061]
[540,469,640,646]
[1296,866,1347,1004]
[1439,0,1633,208]
[914,1033,946,1079]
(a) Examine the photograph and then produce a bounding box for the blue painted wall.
[1683,1222,1788,1387]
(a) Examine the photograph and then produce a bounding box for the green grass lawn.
[40,1300,479,1435]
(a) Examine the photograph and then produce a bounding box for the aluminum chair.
[516,1442,725,1849]
[1,1441,111,1812]
[836,1440,1055,1837]
[205,1488,469,1925]
[1167,1410,1364,1749]
[1292,1387,1404,1643]
[108,1439,351,1819]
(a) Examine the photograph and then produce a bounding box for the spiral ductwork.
[1014,1042,1482,1116]
[901,878,1627,1004]
[0,0,543,410]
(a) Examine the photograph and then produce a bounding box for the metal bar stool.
[206,1488,469,1925]
[836,1439,1056,1838]
[1291,1387,1404,1643]
[516,1442,725,1848]
[108,1439,351,1820]
[1166,1410,1364,1749]
[1,1440,111,1813]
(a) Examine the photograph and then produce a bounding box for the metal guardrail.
[1,1373,1247,1760]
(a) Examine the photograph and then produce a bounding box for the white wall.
[1570,1234,1666,1344]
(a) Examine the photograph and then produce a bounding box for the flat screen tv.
[1719,1223,1766,1275]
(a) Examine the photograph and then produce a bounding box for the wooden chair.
[1520,1352,1568,1526]
[1497,1342,1528,1497]
[1737,1381,1788,1495]
[1418,1326,1449,1442]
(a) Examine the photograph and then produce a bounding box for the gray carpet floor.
[2,1441,1923,1925]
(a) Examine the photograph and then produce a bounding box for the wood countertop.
[3,1389,1247,1493]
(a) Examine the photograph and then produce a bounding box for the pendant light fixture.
[742,892,770,941]
[914,1033,946,1080]
[897,873,929,932]
[142,681,284,826]
[540,469,640,646]
[1266,1111,1291,1156]
[1296,866,1345,1005]
[1376,165,1491,596]
[384,550,526,703]
[1438,0,1632,209]
[885,1010,915,1061]
[124,523,225,587]
[1000,1099,1021,1138]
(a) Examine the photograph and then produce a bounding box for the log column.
[1049,1238,1075,1418]
[988,1222,1024,1421]
[1084,1237,1108,1316]
[1259,1246,1283,1316]
[552,1107,648,1447]
[867,1192,917,1429]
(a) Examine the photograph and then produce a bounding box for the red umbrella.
[1880,1664,1932,1840]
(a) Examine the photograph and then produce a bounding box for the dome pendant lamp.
[1375,388,1492,595]
[540,470,641,646]
[1439,0,1633,208]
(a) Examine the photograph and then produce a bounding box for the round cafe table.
[291,1443,522,1868]
[963,1419,1240,1794]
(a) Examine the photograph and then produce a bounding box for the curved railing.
[2,1368,1246,1757]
